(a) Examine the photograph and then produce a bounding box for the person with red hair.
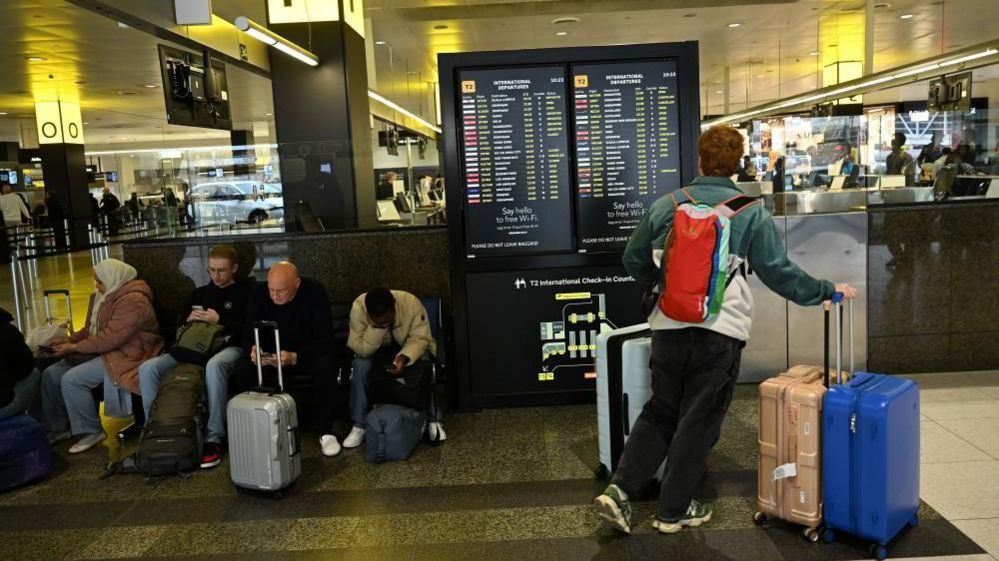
[593,125,857,536]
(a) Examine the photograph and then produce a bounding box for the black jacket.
[184,280,252,342]
[242,278,335,366]
[0,307,35,409]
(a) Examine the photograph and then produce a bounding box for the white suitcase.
[596,323,663,480]
[227,321,301,495]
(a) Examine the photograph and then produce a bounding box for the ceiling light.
[434,24,448,30]
[809,51,820,56]
[117,90,139,96]
[27,56,46,62]
[683,13,697,18]
[556,31,568,36]
[235,16,319,66]
[551,17,580,25]
[83,122,89,124]
[715,90,723,94]
[265,113,272,116]
[367,90,442,134]
[899,13,914,19]
[375,40,387,45]
[144,84,158,88]
[0,112,6,116]
[727,23,742,28]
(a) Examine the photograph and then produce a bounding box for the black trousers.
[235,353,338,435]
[611,328,743,520]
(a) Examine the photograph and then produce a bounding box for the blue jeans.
[138,346,241,443]
[0,369,41,421]
[40,357,107,435]
[350,355,438,428]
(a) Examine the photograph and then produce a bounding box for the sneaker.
[426,421,447,444]
[200,442,224,469]
[592,484,632,534]
[653,500,713,534]
[320,434,342,457]
[343,426,365,449]
[47,431,71,445]
[68,432,106,454]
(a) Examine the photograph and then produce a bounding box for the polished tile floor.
[3,253,999,560]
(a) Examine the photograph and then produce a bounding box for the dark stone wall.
[868,199,999,373]
[121,227,450,329]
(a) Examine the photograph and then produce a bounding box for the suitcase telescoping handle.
[43,289,72,328]
[823,293,854,388]
[252,320,284,393]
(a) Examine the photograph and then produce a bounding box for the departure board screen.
[572,60,682,251]
[458,66,573,256]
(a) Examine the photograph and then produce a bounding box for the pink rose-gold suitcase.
[755,300,848,541]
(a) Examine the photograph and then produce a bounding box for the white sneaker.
[68,432,106,454]
[319,434,341,457]
[427,421,447,443]
[343,426,365,448]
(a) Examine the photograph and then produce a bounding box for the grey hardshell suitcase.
[227,321,301,494]
[596,324,664,481]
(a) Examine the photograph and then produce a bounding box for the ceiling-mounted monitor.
[158,44,232,130]
[929,72,972,112]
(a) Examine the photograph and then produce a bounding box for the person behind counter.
[377,172,397,200]
[885,132,916,186]
[736,156,757,182]
[592,124,857,537]
[917,133,943,168]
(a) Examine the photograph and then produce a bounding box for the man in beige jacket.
[344,287,443,448]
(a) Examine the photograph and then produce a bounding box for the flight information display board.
[458,66,573,256]
[572,60,682,251]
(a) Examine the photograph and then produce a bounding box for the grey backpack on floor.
[364,404,426,463]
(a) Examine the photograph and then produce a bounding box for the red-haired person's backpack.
[658,188,758,323]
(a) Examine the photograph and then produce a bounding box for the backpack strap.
[715,195,759,218]
[670,187,699,207]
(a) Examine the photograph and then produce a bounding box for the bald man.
[238,261,341,456]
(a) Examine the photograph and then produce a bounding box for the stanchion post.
[9,252,23,332]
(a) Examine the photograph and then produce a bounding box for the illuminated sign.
[34,101,85,145]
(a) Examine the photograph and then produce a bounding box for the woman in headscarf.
[40,259,163,454]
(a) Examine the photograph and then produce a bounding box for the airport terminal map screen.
[457,59,683,256]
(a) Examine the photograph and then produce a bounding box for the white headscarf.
[89,259,138,335]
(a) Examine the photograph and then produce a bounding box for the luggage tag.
[772,463,798,480]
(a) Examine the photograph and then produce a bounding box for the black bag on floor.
[134,362,206,475]
[368,353,432,411]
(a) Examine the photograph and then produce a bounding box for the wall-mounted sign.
[34,101,85,145]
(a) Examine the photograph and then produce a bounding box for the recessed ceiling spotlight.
[433,24,448,30]
[375,40,387,45]
[117,90,139,96]
[0,112,7,116]
[874,2,891,8]
[551,17,580,25]
[727,22,742,28]
[809,51,820,55]
[714,90,723,94]
[83,122,89,125]
[33,14,42,18]
[144,84,158,88]
[556,31,568,36]
[899,13,914,19]
[265,113,272,116]
[52,44,60,48]
[27,56,46,62]
[683,13,697,18]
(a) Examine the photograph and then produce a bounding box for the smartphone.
[192,305,204,311]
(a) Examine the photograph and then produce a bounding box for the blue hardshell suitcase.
[822,370,920,559]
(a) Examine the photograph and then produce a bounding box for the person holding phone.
[343,287,442,450]
[137,244,251,469]
[237,261,339,456]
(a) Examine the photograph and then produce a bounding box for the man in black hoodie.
[138,244,251,469]
[0,307,39,420]
[237,261,339,455]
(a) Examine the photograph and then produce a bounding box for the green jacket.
[624,176,835,338]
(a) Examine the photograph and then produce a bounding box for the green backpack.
[170,321,230,366]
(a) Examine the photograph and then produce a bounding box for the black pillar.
[40,143,90,250]
[267,17,375,230]
[231,129,256,178]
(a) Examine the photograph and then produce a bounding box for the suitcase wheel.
[594,464,609,481]
[908,514,919,528]
[752,512,768,526]
[821,528,836,544]
[803,528,820,543]
[870,544,888,560]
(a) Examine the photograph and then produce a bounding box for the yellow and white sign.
[35,101,84,145]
